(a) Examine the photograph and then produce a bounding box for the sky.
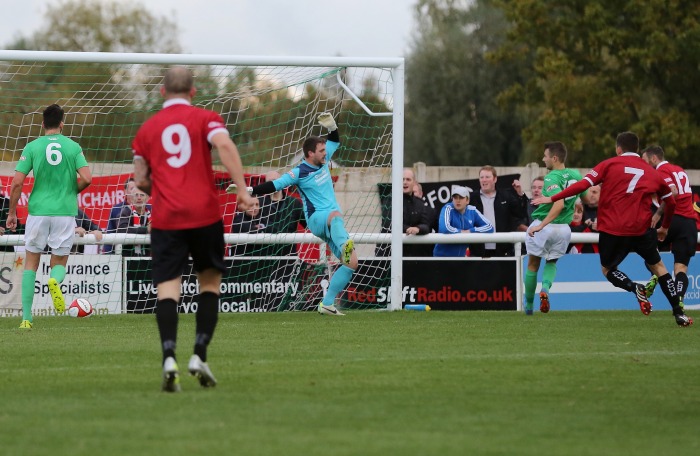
[0,0,417,58]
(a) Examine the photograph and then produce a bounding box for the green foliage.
[406,0,526,166]
[5,0,181,53]
[492,0,700,167]
[1,311,698,455]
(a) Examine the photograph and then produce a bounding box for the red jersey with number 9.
[132,99,229,230]
[655,161,695,220]
[584,153,674,236]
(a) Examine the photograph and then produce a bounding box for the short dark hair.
[302,136,326,157]
[43,104,64,129]
[544,141,567,163]
[124,177,135,190]
[616,131,639,153]
[642,145,664,160]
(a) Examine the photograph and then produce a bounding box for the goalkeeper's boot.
[644,274,658,298]
[341,239,354,264]
[18,319,32,330]
[162,356,181,393]
[539,290,550,314]
[48,278,65,314]
[188,354,217,388]
[318,303,345,316]
[524,302,533,316]
[635,284,652,316]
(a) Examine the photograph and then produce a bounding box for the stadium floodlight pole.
[389,62,406,311]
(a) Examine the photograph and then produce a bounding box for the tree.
[492,0,700,168]
[0,0,183,163]
[7,0,181,53]
[405,0,526,166]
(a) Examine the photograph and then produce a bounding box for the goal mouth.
[0,51,404,314]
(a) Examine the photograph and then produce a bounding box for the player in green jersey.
[7,104,92,329]
[523,141,584,314]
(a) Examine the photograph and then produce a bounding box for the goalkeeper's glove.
[317,112,337,131]
[225,184,253,194]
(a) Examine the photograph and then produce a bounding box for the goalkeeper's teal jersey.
[531,168,583,224]
[16,134,88,216]
[272,140,341,220]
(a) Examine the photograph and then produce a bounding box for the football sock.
[542,262,557,292]
[605,269,636,292]
[156,298,179,362]
[21,270,36,322]
[524,269,537,305]
[194,292,219,362]
[49,264,66,283]
[676,271,688,299]
[322,265,354,306]
[657,273,682,310]
[330,216,349,247]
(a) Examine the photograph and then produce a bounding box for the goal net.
[0,51,403,317]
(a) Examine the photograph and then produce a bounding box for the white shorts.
[25,215,76,256]
[525,220,571,261]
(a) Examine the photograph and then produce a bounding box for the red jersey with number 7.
[582,153,674,236]
[655,161,695,220]
[132,99,229,230]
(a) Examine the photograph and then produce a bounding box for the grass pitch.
[1,310,698,456]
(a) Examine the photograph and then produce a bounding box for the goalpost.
[0,50,405,316]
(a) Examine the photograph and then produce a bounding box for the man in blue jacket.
[434,185,494,257]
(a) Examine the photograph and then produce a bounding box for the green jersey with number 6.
[16,134,88,216]
[531,168,584,224]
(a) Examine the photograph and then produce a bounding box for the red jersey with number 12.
[583,153,673,236]
[132,99,229,230]
[656,161,695,220]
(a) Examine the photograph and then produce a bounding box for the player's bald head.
[163,66,194,95]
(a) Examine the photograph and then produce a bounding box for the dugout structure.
[0,50,405,314]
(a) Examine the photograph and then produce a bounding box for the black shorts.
[150,220,226,285]
[598,229,661,271]
[657,215,697,266]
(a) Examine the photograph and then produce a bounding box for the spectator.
[569,198,598,254]
[103,178,136,254]
[513,176,544,225]
[259,170,305,257]
[231,197,264,256]
[582,184,600,228]
[573,184,601,253]
[566,199,588,254]
[433,185,494,257]
[375,169,434,257]
[116,188,151,256]
[469,165,528,257]
[74,208,104,254]
[0,194,25,252]
[414,182,438,234]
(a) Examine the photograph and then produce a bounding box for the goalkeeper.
[247,113,355,316]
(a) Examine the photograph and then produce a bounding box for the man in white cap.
[433,185,494,257]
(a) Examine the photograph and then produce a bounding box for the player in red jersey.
[133,66,256,392]
[641,146,697,307]
[534,132,692,327]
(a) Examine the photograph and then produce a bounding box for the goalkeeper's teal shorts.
[307,210,349,261]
